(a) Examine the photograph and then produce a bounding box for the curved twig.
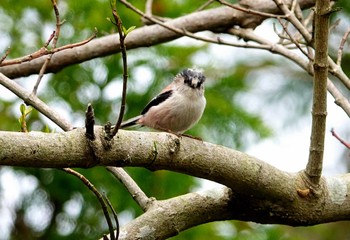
[109,2,128,139]
[62,168,118,240]
[106,167,153,212]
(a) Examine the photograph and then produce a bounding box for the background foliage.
[1,0,350,239]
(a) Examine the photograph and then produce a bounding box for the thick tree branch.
[0,128,293,201]
[0,0,315,79]
[1,128,350,232]
[106,177,350,240]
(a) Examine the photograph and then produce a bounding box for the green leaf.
[123,26,136,35]
[43,125,51,133]
[20,103,26,115]
[110,0,117,9]
[24,106,33,116]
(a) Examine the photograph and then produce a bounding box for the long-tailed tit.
[121,68,206,134]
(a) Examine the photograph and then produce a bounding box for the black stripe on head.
[141,90,173,115]
[180,69,206,89]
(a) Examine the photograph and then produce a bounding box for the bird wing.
[141,90,173,115]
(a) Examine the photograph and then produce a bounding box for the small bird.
[121,68,206,134]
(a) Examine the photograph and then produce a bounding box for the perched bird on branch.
[121,68,206,134]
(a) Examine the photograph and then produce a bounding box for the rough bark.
[1,128,350,238]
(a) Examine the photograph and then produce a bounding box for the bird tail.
[120,115,142,129]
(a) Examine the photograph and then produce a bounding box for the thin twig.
[326,80,350,117]
[44,30,56,49]
[63,168,118,240]
[196,0,216,12]
[33,57,51,95]
[145,0,153,16]
[274,21,295,45]
[272,0,350,106]
[227,27,350,118]
[336,27,350,66]
[33,0,61,95]
[106,167,152,212]
[331,128,350,149]
[51,0,61,47]
[302,7,314,29]
[103,193,120,239]
[329,18,341,33]
[109,2,128,138]
[0,72,73,131]
[0,47,11,64]
[277,18,313,60]
[273,0,312,43]
[0,31,97,67]
[291,0,303,22]
[216,0,287,18]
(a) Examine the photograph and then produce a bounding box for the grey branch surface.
[0,0,315,79]
[1,128,350,238]
[306,0,330,184]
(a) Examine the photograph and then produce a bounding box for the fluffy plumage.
[121,68,206,133]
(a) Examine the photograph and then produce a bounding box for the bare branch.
[33,56,51,95]
[106,167,153,212]
[331,128,350,149]
[0,30,97,67]
[217,0,287,18]
[109,4,129,139]
[103,193,120,240]
[227,28,350,118]
[277,17,312,60]
[145,0,153,15]
[63,168,118,240]
[32,0,62,95]
[196,0,216,12]
[327,80,350,117]
[305,0,331,185]
[0,47,11,64]
[0,72,73,131]
[273,0,312,43]
[120,0,271,49]
[336,27,350,66]
[0,1,316,78]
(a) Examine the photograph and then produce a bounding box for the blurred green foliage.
[0,0,350,239]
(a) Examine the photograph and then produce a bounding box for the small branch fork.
[32,0,62,95]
